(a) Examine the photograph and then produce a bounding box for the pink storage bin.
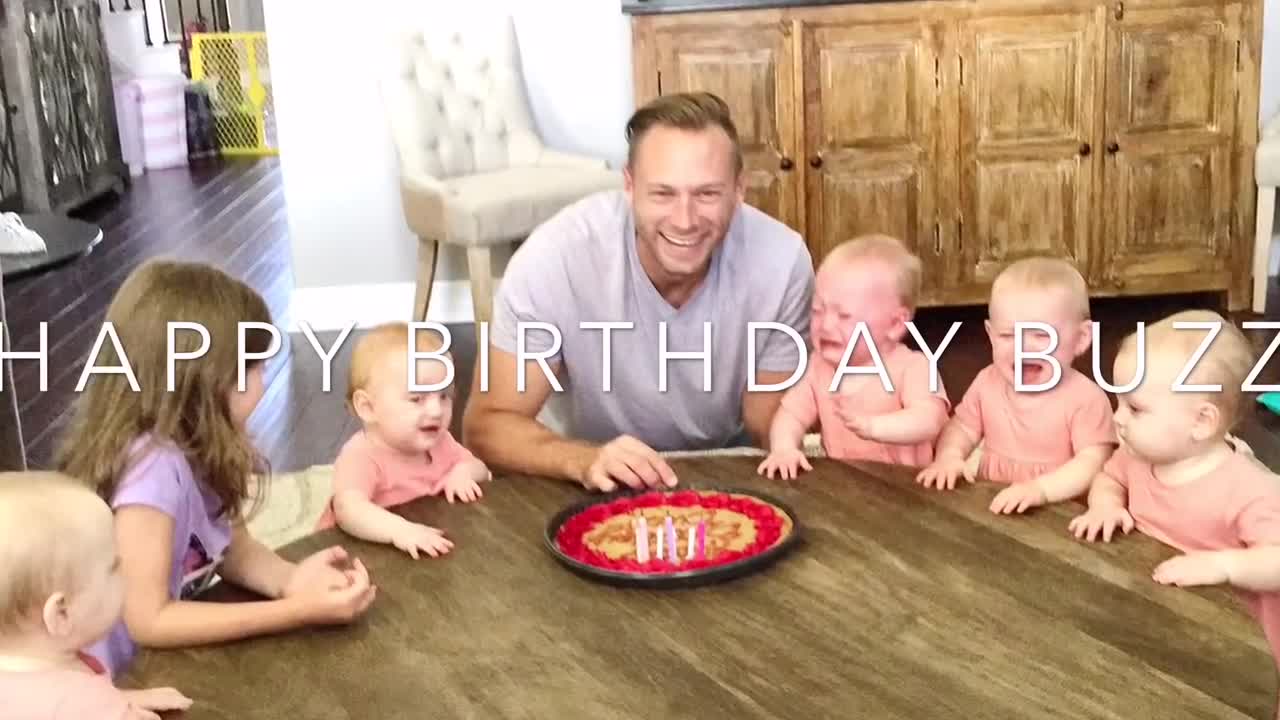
[115,75,190,173]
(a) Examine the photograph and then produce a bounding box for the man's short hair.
[625,92,743,174]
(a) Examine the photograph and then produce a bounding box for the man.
[462,92,814,492]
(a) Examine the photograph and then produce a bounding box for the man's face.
[624,124,745,287]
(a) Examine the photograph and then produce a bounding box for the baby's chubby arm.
[757,408,813,480]
[915,418,979,490]
[334,490,453,559]
[991,443,1114,514]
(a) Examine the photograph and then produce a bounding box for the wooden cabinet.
[629,0,1263,309]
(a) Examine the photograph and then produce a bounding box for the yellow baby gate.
[189,32,277,156]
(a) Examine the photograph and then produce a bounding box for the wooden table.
[124,456,1279,719]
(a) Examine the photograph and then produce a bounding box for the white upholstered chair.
[1253,112,1280,312]
[380,13,622,324]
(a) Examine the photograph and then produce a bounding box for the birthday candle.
[636,516,650,562]
[665,516,677,563]
[695,520,706,560]
[686,525,696,560]
[655,521,664,560]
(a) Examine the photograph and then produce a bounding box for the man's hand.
[580,435,678,492]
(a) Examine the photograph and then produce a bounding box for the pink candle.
[635,516,649,562]
[695,520,706,560]
[686,525,696,560]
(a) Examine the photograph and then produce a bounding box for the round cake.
[554,489,795,576]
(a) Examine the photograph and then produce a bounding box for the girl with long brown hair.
[57,260,377,677]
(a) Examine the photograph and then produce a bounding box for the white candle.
[686,525,696,560]
[655,522,664,560]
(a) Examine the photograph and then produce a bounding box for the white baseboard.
[286,280,474,333]
[1271,235,1280,277]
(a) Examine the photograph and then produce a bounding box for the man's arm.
[462,345,676,491]
[742,370,794,449]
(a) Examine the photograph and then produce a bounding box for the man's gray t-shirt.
[489,190,814,451]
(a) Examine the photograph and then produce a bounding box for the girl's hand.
[1067,505,1134,543]
[283,546,357,598]
[296,558,378,625]
[756,448,812,481]
[444,460,489,504]
[122,687,193,715]
[391,521,454,559]
[915,456,971,491]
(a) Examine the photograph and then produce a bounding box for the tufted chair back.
[381,13,546,181]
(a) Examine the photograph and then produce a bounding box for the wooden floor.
[8,157,1280,475]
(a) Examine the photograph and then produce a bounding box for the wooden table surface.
[124,456,1279,719]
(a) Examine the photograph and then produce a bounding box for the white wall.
[263,0,633,290]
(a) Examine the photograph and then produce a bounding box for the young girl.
[915,257,1117,515]
[56,260,378,678]
[1,471,191,719]
[1069,310,1280,690]
[757,235,951,480]
[317,322,491,559]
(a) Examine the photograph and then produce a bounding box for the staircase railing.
[104,0,230,50]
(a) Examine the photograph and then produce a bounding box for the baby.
[0,471,191,720]
[1069,310,1280,679]
[916,257,1117,515]
[318,322,492,559]
[758,234,951,480]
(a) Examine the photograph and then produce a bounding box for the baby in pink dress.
[319,322,492,559]
[916,257,1117,515]
[0,472,191,720]
[1070,310,1280,692]
[758,235,951,480]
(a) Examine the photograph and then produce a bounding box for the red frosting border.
[554,490,788,575]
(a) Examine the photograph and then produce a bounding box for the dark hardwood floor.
[7,157,1280,477]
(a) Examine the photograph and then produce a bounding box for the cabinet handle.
[1114,1,1124,19]
[1079,142,1091,156]
[779,157,793,171]
[809,155,823,169]
[1106,141,1120,154]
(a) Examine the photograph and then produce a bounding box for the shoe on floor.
[0,213,46,255]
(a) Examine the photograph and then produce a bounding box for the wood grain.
[123,457,1277,720]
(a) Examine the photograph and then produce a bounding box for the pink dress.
[3,652,131,719]
[955,364,1117,485]
[1105,444,1280,671]
[316,429,477,530]
[780,343,951,467]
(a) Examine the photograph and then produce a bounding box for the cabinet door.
[61,0,126,194]
[652,21,800,234]
[25,0,86,209]
[801,19,942,292]
[955,10,1102,295]
[1100,2,1239,293]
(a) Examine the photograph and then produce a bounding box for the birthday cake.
[553,489,794,575]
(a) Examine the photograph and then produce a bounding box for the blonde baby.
[1069,310,1280,682]
[916,257,1117,514]
[0,472,191,720]
[758,235,951,480]
[319,322,492,559]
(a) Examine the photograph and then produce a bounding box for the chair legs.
[1255,185,1277,313]
[413,237,439,322]
[467,246,494,326]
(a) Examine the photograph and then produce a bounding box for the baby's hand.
[757,448,812,481]
[444,459,490,504]
[122,687,193,717]
[989,481,1047,515]
[392,520,454,559]
[915,456,972,491]
[1152,551,1230,587]
[1067,505,1134,543]
[833,399,878,440]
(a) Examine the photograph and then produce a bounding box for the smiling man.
[462,92,814,493]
